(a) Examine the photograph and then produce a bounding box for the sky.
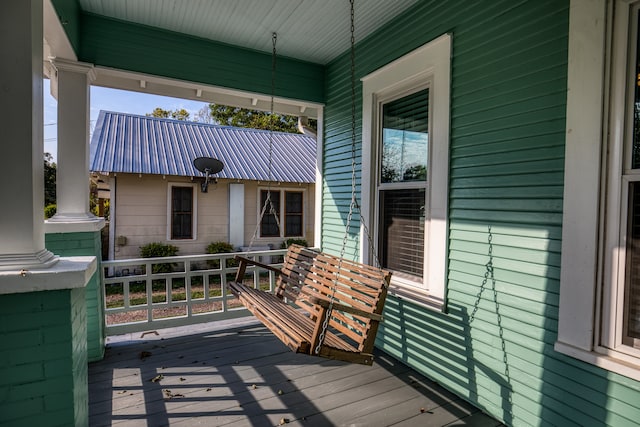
[43,79,209,162]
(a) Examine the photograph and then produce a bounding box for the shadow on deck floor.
[89,318,502,427]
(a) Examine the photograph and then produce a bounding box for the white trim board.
[360,33,451,309]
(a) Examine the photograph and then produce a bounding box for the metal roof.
[89,111,316,183]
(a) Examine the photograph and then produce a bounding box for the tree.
[44,152,56,206]
[403,164,427,181]
[147,107,190,121]
[193,105,215,124]
[206,104,300,133]
[148,104,318,135]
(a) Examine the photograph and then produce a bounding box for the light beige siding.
[111,174,314,259]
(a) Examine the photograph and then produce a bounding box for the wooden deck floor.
[89,318,502,427]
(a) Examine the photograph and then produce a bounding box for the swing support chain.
[468,225,514,416]
[247,32,281,253]
[315,0,359,356]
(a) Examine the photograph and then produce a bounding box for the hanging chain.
[348,0,380,269]
[266,32,281,231]
[468,226,513,417]
[315,0,357,355]
[247,32,280,253]
[469,226,493,323]
[268,32,277,187]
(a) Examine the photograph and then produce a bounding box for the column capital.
[49,57,97,82]
[45,216,106,233]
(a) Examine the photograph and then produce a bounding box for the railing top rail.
[102,248,288,266]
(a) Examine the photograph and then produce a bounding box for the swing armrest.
[233,255,282,283]
[307,295,383,322]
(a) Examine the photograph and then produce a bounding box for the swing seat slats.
[228,245,391,365]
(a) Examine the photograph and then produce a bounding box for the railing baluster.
[186,259,192,319]
[101,249,289,335]
[146,261,152,323]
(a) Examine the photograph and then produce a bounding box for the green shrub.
[140,242,179,258]
[140,242,179,273]
[44,204,56,219]
[206,241,235,254]
[206,241,238,268]
[281,238,308,249]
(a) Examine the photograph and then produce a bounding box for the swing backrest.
[274,244,318,301]
[278,245,391,353]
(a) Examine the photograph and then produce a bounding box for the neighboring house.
[89,111,316,259]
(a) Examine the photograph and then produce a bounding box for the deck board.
[89,318,502,426]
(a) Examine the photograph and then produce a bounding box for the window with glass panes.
[284,191,303,237]
[377,88,429,284]
[171,186,193,239]
[259,190,280,237]
[623,10,640,346]
[259,189,305,238]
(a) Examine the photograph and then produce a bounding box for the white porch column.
[47,58,100,224]
[0,0,57,270]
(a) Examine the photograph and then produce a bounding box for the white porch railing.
[101,249,286,335]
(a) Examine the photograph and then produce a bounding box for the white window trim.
[556,0,640,381]
[314,108,324,249]
[361,33,451,310]
[166,183,197,241]
[257,187,307,239]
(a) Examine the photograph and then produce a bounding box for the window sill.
[554,340,640,382]
[387,283,445,312]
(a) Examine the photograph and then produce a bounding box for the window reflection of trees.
[381,130,428,183]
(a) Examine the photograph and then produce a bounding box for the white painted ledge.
[0,256,97,295]
[387,284,445,312]
[45,217,106,233]
[555,341,640,382]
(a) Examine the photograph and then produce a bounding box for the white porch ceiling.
[77,0,420,65]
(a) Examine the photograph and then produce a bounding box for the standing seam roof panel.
[89,111,316,183]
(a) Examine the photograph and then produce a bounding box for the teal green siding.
[50,0,81,54]
[323,0,640,425]
[78,13,325,103]
[0,289,88,427]
[46,231,105,362]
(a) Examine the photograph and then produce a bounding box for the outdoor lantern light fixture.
[193,156,224,193]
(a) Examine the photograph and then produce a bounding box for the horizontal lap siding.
[323,0,640,425]
[78,13,325,103]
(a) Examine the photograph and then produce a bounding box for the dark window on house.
[171,186,193,239]
[259,189,304,238]
[625,183,640,343]
[285,191,303,237]
[260,190,281,237]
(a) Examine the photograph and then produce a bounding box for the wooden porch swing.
[228,0,392,366]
